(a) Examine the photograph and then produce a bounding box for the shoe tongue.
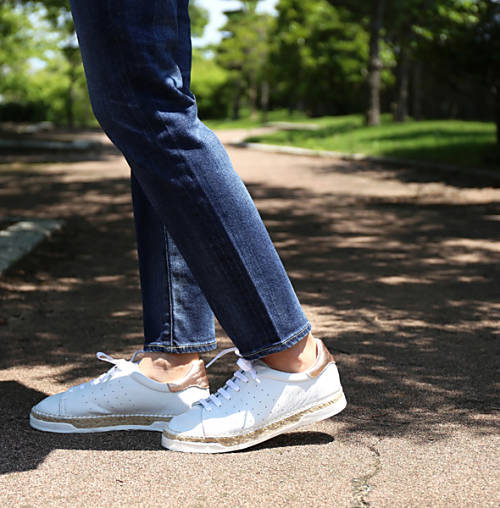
[130,350,147,363]
[112,358,140,377]
[252,359,275,375]
[253,359,267,369]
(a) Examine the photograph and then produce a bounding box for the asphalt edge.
[0,219,64,276]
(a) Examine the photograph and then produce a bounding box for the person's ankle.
[138,351,200,383]
[261,332,318,373]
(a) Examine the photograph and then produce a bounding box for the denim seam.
[163,225,175,348]
[157,223,169,345]
[144,341,217,352]
[146,340,217,348]
[242,320,311,360]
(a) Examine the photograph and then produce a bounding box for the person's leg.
[69,0,312,360]
[32,0,346,444]
[127,0,218,382]
[131,172,216,382]
[131,173,215,354]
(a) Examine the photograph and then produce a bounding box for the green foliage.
[419,0,499,87]
[1,0,498,148]
[0,3,41,98]
[214,1,274,118]
[270,0,371,115]
[0,0,210,126]
[191,49,230,119]
[24,51,96,126]
[189,1,210,38]
[0,1,90,125]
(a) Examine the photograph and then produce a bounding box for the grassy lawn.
[237,113,498,170]
[203,108,311,130]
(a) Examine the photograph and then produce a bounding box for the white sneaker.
[162,338,347,453]
[30,351,210,433]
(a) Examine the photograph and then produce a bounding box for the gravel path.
[0,128,498,507]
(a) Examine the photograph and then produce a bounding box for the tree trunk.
[366,0,386,126]
[66,81,74,128]
[260,79,269,124]
[394,42,410,122]
[64,45,78,127]
[412,60,422,121]
[496,84,500,147]
[232,79,241,120]
[249,70,258,120]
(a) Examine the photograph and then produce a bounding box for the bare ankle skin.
[261,331,320,373]
[138,352,200,383]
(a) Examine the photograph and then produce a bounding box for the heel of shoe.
[300,390,347,427]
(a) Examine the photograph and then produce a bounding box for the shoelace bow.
[199,347,260,411]
[68,351,142,392]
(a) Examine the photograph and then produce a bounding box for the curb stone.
[0,219,64,275]
[230,140,500,183]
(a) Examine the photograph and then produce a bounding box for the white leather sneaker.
[162,338,347,453]
[30,351,210,433]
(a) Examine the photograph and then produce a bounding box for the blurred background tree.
[0,0,211,126]
[0,2,51,122]
[212,0,273,120]
[0,0,498,149]
[270,0,370,117]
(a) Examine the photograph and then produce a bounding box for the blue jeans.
[69,0,311,360]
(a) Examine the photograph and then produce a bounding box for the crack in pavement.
[351,444,382,507]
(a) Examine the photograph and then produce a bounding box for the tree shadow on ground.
[247,183,499,437]
[313,156,500,189]
[0,143,120,165]
[0,148,498,473]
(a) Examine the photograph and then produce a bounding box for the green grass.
[203,108,311,130]
[241,113,498,170]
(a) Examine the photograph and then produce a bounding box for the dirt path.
[0,129,498,507]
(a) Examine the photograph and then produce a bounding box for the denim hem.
[239,320,312,361]
[143,340,217,354]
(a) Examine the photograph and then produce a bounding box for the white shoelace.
[67,351,142,392]
[199,347,260,411]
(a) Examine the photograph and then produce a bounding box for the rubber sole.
[161,390,347,454]
[29,412,171,433]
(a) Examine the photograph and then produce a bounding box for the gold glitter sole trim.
[163,391,345,446]
[31,411,172,428]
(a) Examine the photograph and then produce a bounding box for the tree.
[270,0,369,117]
[0,3,39,99]
[191,50,230,119]
[416,0,500,145]
[216,0,273,120]
[366,0,386,125]
[384,0,482,123]
[189,1,210,38]
[1,0,210,126]
[323,0,388,125]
